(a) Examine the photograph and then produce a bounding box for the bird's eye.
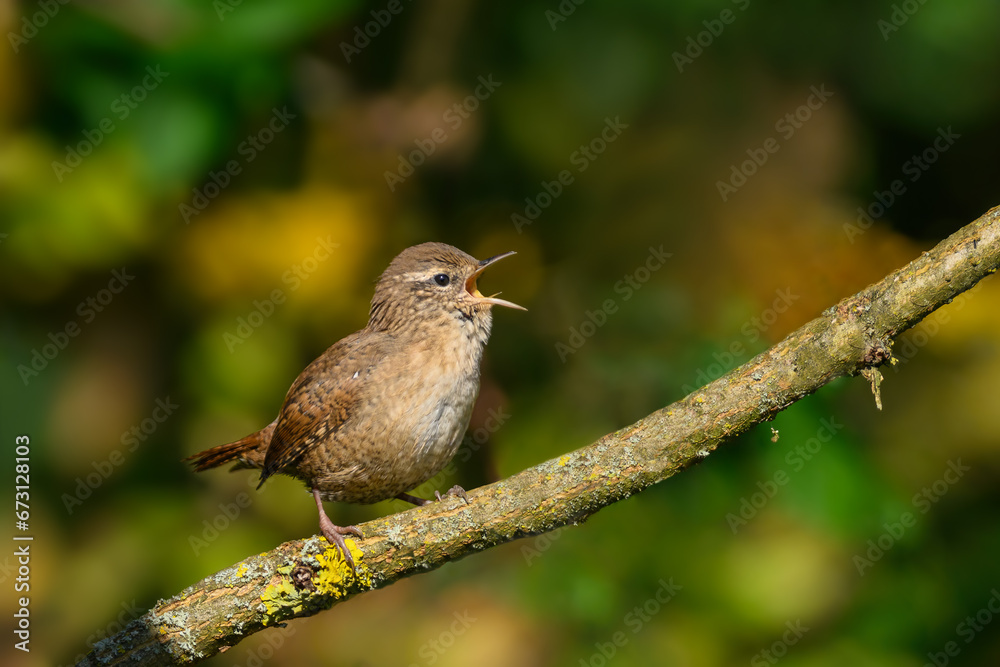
[433,273,451,287]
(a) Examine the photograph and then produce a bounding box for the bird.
[186,242,525,570]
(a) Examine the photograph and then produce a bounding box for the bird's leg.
[312,488,363,571]
[395,491,432,506]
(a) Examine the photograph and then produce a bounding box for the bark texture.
[79,206,1000,666]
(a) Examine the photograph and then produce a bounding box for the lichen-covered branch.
[79,206,1000,666]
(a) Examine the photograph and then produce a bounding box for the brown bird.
[186,242,524,569]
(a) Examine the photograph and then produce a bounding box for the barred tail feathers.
[185,421,276,472]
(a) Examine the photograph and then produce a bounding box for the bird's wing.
[259,331,390,484]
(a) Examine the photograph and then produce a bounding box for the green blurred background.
[2,0,1000,665]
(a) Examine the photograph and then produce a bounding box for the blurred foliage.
[2,0,1000,665]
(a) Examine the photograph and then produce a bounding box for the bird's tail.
[185,421,276,472]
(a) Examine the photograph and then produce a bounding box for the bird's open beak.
[466,251,527,311]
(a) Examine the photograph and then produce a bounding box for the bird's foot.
[435,485,469,504]
[395,486,470,507]
[313,488,362,571]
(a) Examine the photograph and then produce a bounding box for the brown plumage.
[186,242,524,569]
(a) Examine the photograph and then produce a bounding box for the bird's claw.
[435,485,469,504]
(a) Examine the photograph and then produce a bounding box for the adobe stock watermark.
[554,244,671,362]
[672,0,751,73]
[889,289,972,372]
[680,287,799,394]
[521,526,569,566]
[922,589,1000,667]
[223,236,339,352]
[511,116,628,233]
[717,84,834,201]
[0,555,15,586]
[57,599,143,667]
[8,0,70,53]
[232,623,297,667]
[545,0,586,30]
[179,106,296,223]
[188,456,285,556]
[406,406,510,501]
[384,75,502,192]
[340,0,412,62]
[51,66,170,182]
[750,619,810,666]
[579,578,682,667]
[190,492,254,556]
[843,126,960,243]
[62,396,180,514]
[17,268,136,386]
[853,458,970,576]
[877,0,931,41]
[725,417,843,534]
[213,0,245,21]
[407,610,477,667]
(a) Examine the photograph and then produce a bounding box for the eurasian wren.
[187,242,524,569]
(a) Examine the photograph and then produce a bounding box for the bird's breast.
[304,313,490,503]
[391,332,482,457]
[358,323,485,489]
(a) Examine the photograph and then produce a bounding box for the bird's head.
[369,242,525,334]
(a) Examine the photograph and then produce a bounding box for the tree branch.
[79,206,1000,666]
